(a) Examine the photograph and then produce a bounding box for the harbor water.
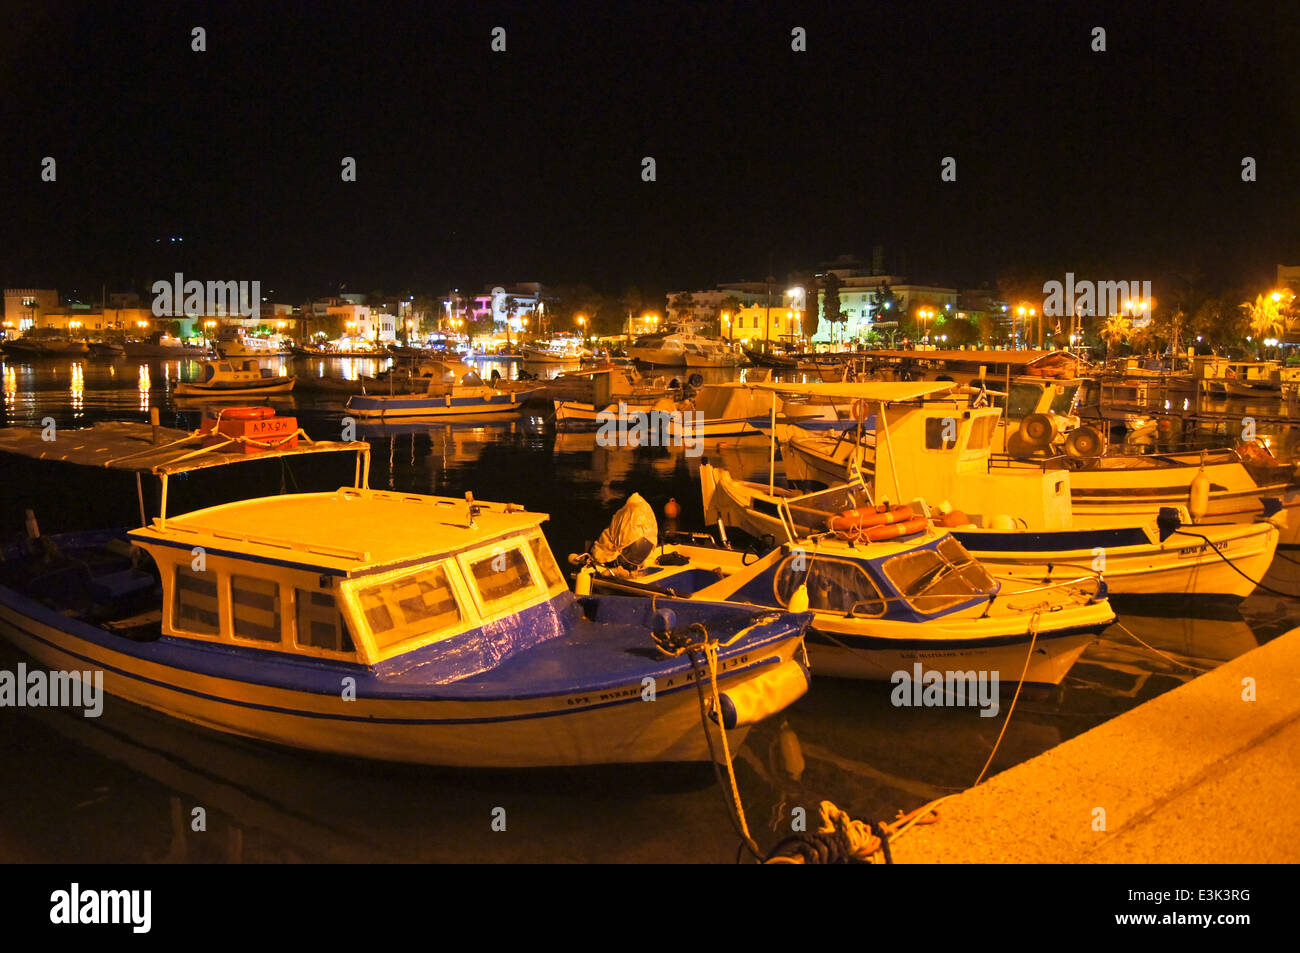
[1,354,1297,862]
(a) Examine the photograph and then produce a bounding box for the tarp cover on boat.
[590,493,658,570]
[0,421,365,474]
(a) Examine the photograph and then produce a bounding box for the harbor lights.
[917,308,935,344]
[576,313,587,339]
[722,311,732,342]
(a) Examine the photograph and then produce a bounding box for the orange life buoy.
[827,504,914,534]
[220,406,275,419]
[863,516,929,542]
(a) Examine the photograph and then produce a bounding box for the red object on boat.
[826,503,915,535]
[201,407,299,453]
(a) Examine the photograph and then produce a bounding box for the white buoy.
[1189,468,1211,522]
[788,584,810,613]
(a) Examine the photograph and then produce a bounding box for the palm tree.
[669,292,697,325]
[1241,294,1285,357]
[1100,313,1129,359]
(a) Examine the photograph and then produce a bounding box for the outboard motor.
[1156,506,1184,542]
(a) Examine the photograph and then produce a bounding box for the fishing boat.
[122,336,210,358]
[742,346,798,369]
[778,380,1300,546]
[628,326,732,366]
[683,338,747,368]
[0,421,814,767]
[552,367,678,429]
[701,463,1282,600]
[579,493,1114,686]
[522,338,591,364]
[345,358,538,419]
[217,335,291,358]
[174,359,295,396]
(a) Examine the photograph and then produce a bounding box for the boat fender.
[709,658,811,730]
[990,513,1017,531]
[221,406,275,420]
[651,608,677,635]
[575,566,593,596]
[787,584,810,613]
[939,510,970,528]
[1188,468,1211,522]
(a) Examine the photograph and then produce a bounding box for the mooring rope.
[666,622,762,860]
[1170,529,1296,598]
[972,609,1039,787]
[1112,620,1212,672]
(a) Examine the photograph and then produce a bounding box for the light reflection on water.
[0,354,1296,861]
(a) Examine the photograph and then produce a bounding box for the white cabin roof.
[129,488,547,575]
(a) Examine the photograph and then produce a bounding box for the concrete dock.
[891,625,1300,863]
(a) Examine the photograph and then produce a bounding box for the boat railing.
[996,573,1106,603]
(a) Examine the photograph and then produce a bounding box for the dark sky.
[2,0,1298,302]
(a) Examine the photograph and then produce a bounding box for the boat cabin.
[199,359,281,384]
[127,489,571,671]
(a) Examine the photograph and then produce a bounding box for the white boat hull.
[0,594,805,767]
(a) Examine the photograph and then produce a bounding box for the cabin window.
[966,414,998,451]
[231,574,281,643]
[470,547,535,606]
[174,565,220,634]
[882,538,994,614]
[295,589,355,653]
[924,417,958,450]
[355,566,462,652]
[1005,383,1041,420]
[529,536,565,589]
[774,556,886,616]
[1049,385,1079,415]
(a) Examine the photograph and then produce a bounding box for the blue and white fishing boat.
[345,359,538,419]
[0,421,812,767]
[579,493,1116,687]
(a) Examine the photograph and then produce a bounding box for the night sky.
[2,1,1298,302]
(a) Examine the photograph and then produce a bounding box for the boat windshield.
[881,536,995,614]
[774,555,886,616]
